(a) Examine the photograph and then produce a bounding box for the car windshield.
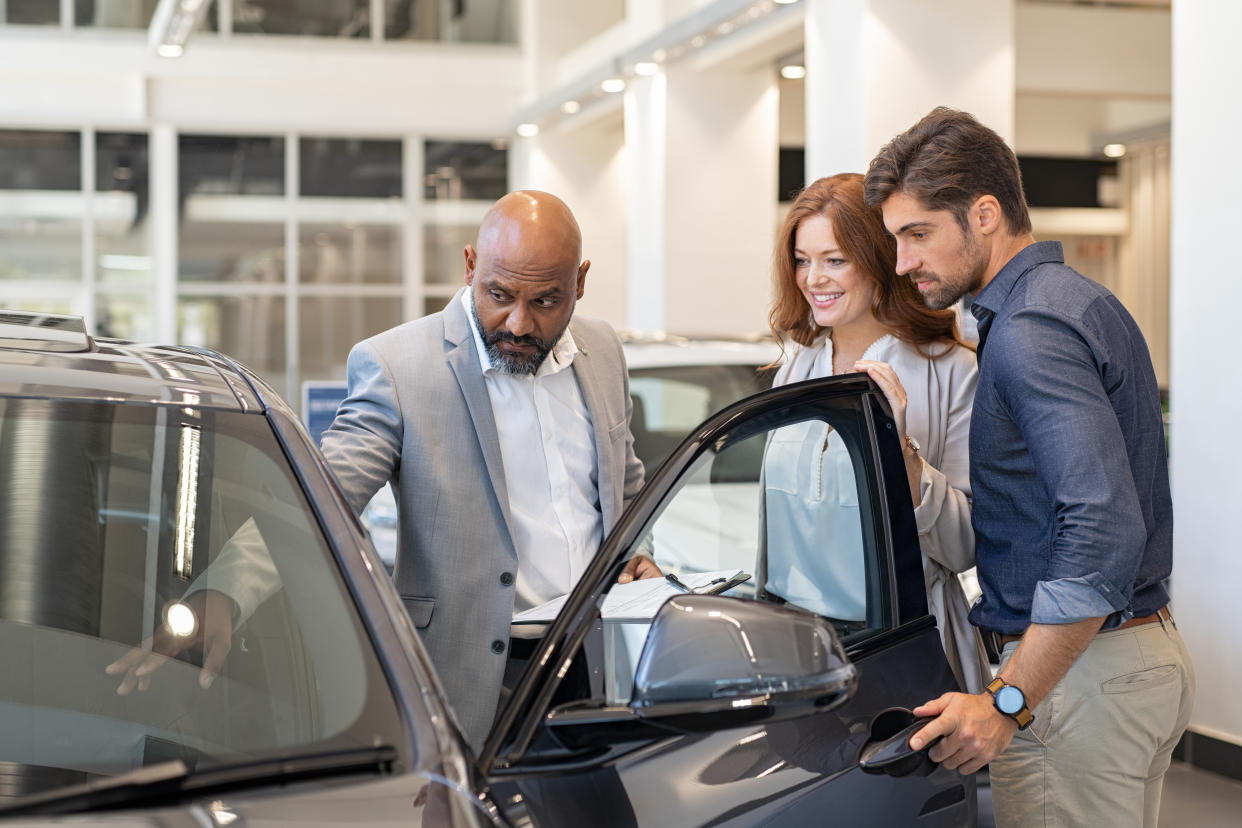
[0,397,405,800]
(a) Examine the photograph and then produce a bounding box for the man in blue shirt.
[864,107,1194,827]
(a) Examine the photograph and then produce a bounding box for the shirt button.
[499,571,514,586]
[491,639,506,655]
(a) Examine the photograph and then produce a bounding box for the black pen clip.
[665,572,691,592]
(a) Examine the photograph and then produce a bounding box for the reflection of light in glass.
[756,760,786,778]
[210,801,238,825]
[174,425,201,579]
[165,601,197,638]
[738,730,767,745]
[732,698,755,708]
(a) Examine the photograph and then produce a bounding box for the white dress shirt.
[461,291,603,615]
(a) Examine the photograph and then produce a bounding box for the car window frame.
[480,372,927,774]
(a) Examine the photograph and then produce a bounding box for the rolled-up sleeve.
[991,306,1144,624]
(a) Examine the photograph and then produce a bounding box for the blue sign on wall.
[302,381,348,447]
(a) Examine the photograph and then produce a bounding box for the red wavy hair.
[769,173,967,356]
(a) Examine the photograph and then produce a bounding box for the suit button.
[491,639,506,655]
[500,571,514,586]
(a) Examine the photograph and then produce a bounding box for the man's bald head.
[475,190,583,270]
[463,190,590,374]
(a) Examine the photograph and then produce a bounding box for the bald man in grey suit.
[108,191,659,751]
[320,191,659,748]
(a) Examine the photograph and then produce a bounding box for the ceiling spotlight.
[634,62,659,77]
[690,35,708,49]
[601,78,626,93]
[774,0,799,5]
[516,123,540,138]
[1102,143,1127,158]
[560,100,581,115]
[780,64,807,80]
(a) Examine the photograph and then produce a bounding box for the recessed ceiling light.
[774,0,799,5]
[690,35,708,49]
[516,123,540,138]
[601,78,626,93]
[634,62,659,76]
[780,64,807,80]
[1103,143,1127,158]
[560,100,581,115]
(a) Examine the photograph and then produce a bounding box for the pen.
[665,572,691,592]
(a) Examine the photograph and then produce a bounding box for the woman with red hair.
[764,173,988,693]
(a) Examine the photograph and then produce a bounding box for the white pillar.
[150,124,177,344]
[805,0,1016,181]
[624,73,668,332]
[623,62,779,337]
[1170,0,1242,751]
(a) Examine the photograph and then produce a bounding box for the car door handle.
[857,707,942,778]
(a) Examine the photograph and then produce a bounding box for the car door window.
[599,391,892,705]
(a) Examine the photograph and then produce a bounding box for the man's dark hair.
[864,106,1032,236]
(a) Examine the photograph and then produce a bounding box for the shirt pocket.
[763,422,857,507]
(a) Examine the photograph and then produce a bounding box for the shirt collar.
[460,288,579,378]
[971,240,1065,321]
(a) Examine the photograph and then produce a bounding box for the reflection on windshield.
[0,398,403,801]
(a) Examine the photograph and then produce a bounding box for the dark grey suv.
[0,311,974,825]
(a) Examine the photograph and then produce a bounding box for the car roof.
[0,312,262,411]
[619,333,782,370]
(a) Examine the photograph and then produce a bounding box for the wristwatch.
[903,434,921,458]
[986,677,1034,730]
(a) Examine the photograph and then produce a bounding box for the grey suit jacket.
[320,291,644,749]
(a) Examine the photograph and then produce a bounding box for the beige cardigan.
[775,333,992,694]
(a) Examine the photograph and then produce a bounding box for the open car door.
[481,374,976,827]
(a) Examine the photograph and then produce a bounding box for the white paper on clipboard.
[511,569,749,625]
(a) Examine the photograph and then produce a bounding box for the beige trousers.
[989,615,1195,828]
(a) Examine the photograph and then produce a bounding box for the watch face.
[995,685,1025,715]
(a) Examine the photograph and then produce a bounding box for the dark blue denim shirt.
[967,241,1172,634]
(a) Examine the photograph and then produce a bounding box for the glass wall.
[0,127,506,414]
[1,0,517,43]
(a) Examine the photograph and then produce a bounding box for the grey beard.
[485,340,549,375]
[470,302,552,375]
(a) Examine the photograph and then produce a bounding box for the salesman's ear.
[576,259,590,299]
[464,245,478,285]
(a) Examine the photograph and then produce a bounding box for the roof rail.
[0,310,94,353]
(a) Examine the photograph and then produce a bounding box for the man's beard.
[471,305,556,375]
[911,231,989,310]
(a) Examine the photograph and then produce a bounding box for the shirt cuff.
[1030,574,1127,625]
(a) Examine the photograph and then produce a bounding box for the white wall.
[512,116,630,328]
[1169,0,1242,749]
[0,33,523,136]
[806,0,1015,180]
[662,62,778,337]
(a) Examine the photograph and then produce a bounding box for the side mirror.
[546,595,857,747]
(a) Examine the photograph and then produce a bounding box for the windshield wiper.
[0,745,397,816]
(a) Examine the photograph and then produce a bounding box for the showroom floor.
[976,761,1242,826]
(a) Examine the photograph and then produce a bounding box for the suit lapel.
[442,295,517,553]
[570,326,619,530]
